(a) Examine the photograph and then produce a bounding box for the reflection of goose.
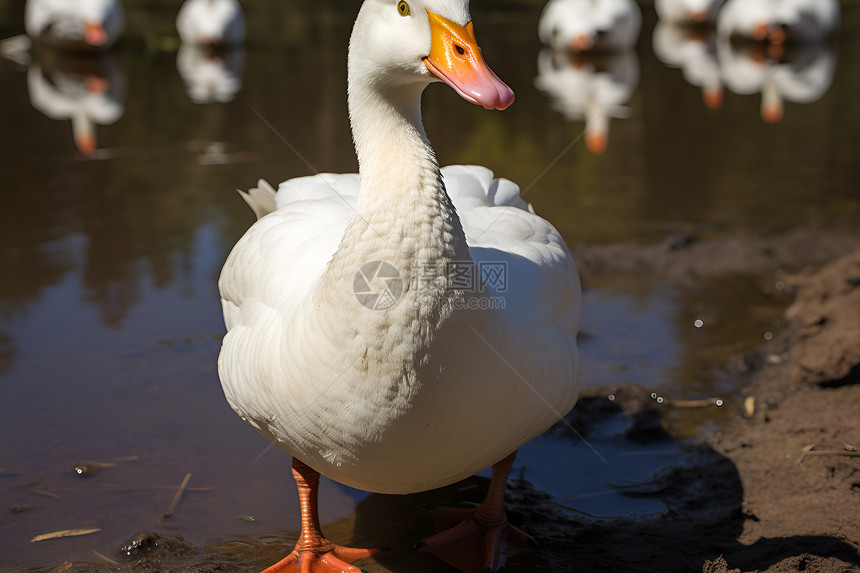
[655,0,726,25]
[176,0,244,46]
[176,44,243,103]
[717,0,839,45]
[25,0,125,51]
[538,0,641,52]
[27,55,125,154]
[718,38,836,123]
[535,48,638,153]
[653,22,724,108]
[218,1,581,571]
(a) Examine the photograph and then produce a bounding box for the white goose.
[24,0,124,51]
[176,0,244,46]
[538,0,641,53]
[218,0,582,571]
[655,0,726,25]
[717,0,840,45]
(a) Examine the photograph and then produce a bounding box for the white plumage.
[176,0,244,46]
[219,165,581,494]
[655,0,726,25]
[538,0,641,52]
[717,0,839,44]
[218,0,581,498]
[25,0,124,50]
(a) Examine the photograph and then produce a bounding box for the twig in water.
[103,483,213,492]
[158,473,192,521]
[31,528,101,542]
[92,550,119,565]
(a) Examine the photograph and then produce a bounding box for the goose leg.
[417,451,534,573]
[261,458,381,573]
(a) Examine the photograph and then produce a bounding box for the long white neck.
[316,49,472,311]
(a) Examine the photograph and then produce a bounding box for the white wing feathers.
[221,165,579,335]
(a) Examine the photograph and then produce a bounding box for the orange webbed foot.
[261,543,380,573]
[417,505,534,573]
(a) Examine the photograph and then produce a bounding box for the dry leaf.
[31,528,101,542]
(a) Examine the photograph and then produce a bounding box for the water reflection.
[653,23,724,109]
[177,44,244,104]
[534,48,638,153]
[25,0,125,51]
[26,51,125,156]
[718,39,836,123]
[0,2,859,569]
[538,0,641,53]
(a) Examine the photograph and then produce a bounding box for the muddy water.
[1,0,859,570]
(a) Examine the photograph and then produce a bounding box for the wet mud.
[36,234,860,573]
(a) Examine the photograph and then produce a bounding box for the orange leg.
[261,458,380,573]
[417,452,534,573]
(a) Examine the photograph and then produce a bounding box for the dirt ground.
[39,232,860,573]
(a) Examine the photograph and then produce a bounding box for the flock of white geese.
[536,0,840,151]
[5,0,843,571]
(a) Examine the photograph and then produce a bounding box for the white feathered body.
[176,0,244,46]
[655,0,726,24]
[219,166,581,494]
[539,0,641,52]
[25,0,124,50]
[717,0,839,43]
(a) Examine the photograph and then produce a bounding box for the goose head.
[348,0,514,111]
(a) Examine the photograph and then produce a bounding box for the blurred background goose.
[655,0,726,25]
[217,0,581,571]
[176,0,244,46]
[717,0,840,46]
[538,0,641,52]
[25,0,125,51]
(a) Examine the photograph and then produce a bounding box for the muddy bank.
[573,230,860,281]
[37,240,860,573]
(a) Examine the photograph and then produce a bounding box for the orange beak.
[84,21,108,46]
[422,11,514,111]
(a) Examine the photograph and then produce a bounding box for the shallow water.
[1,0,859,569]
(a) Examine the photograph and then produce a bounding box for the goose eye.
[397,1,410,16]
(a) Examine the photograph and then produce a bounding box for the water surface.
[1,0,859,569]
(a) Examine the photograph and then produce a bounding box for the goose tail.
[237,179,277,220]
